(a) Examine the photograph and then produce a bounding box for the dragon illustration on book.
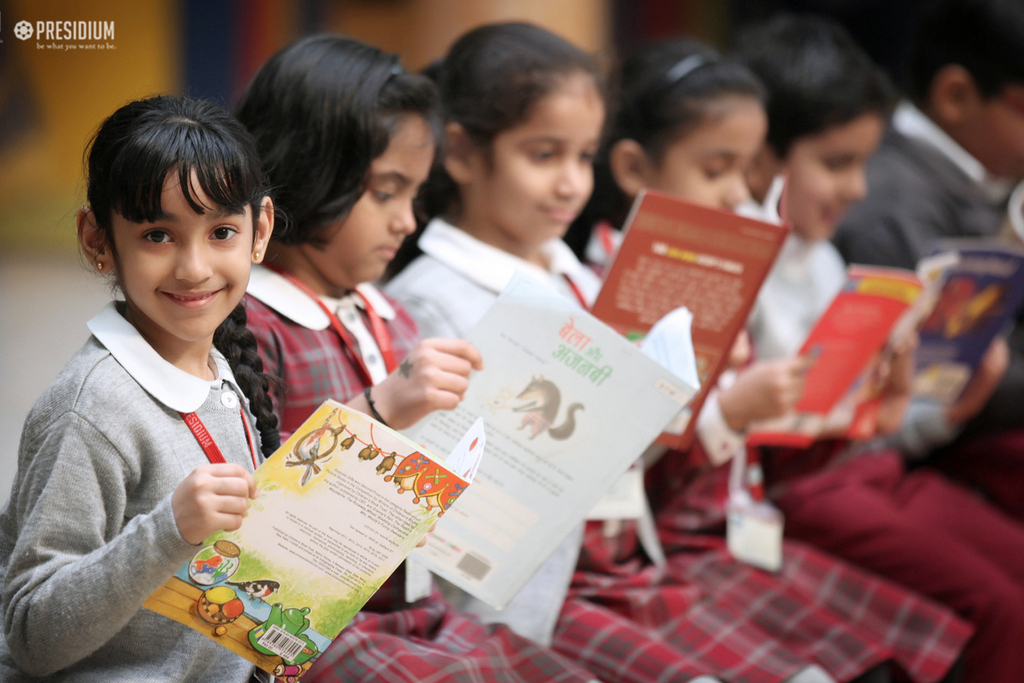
[513,376,583,440]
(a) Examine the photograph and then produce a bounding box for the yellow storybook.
[144,400,484,680]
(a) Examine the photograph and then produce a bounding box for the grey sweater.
[0,324,258,680]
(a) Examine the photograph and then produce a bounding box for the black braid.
[214,303,281,458]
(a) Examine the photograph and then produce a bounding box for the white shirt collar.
[418,217,598,301]
[87,301,243,413]
[893,101,1014,202]
[246,265,396,331]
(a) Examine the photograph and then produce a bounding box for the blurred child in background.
[237,35,598,683]
[736,14,1024,682]
[570,38,970,683]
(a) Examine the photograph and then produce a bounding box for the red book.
[590,189,790,451]
[748,265,923,448]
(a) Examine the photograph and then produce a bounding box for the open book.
[144,401,484,680]
[913,240,1024,403]
[749,265,923,447]
[589,189,790,450]
[403,273,696,611]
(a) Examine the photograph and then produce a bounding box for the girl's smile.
[162,289,225,308]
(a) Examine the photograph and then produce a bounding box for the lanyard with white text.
[180,408,259,470]
[265,264,397,386]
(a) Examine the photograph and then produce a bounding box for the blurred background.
[0,0,923,503]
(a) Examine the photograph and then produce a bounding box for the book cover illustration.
[913,241,1024,403]
[749,266,923,448]
[404,273,696,610]
[590,189,790,450]
[144,401,483,680]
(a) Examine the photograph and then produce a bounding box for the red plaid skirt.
[553,440,972,683]
[304,588,597,683]
[560,519,970,683]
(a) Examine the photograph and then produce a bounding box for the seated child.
[572,37,970,683]
[833,0,1024,513]
[236,35,599,683]
[0,96,276,680]
[389,26,968,683]
[736,13,1024,682]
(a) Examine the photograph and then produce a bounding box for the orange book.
[590,189,790,451]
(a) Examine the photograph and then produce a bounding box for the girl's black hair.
[385,22,604,278]
[422,22,604,220]
[734,14,896,158]
[84,95,280,457]
[566,40,765,258]
[235,34,442,246]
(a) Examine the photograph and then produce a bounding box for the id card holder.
[725,445,784,572]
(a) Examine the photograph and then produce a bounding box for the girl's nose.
[724,176,752,211]
[843,167,869,203]
[556,160,591,199]
[391,199,417,236]
[175,242,213,282]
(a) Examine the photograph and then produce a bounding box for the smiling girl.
[0,96,276,681]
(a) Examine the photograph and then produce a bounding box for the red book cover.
[749,265,923,448]
[590,189,790,451]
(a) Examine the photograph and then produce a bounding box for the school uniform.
[747,221,1024,683]
[386,219,970,683]
[0,302,259,682]
[244,266,598,683]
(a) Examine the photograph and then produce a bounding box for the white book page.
[403,274,696,608]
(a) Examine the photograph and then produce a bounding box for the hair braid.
[214,303,281,458]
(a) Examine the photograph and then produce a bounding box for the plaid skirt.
[553,487,971,683]
[304,586,598,683]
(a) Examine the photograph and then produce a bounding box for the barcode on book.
[256,624,305,661]
[456,551,492,581]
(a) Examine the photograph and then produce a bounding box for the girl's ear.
[745,144,782,205]
[609,139,653,200]
[443,122,483,185]
[252,197,274,263]
[77,208,111,273]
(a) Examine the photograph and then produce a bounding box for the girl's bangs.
[111,120,261,223]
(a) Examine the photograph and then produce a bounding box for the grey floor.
[0,249,110,506]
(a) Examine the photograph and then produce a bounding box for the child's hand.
[363,339,484,430]
[946,336,1010,425]
[727,330,753,369]
[172,464,257,545]
[874,333,919,434]
[718,357,812,431]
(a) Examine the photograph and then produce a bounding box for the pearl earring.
[95,260,105,272]
[253,251,261,261]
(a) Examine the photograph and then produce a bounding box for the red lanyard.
[264,264,396,386]
[563,274,590,310]
[180,408,259,470]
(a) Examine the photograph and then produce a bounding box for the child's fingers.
[199,464,257,498]
[420,338,484,371]
[790,355,815,375]
[202,463,251,480]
